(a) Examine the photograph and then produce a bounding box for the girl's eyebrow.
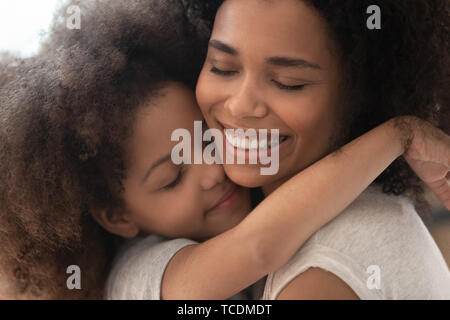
[141,154,172,184]
[209,39,321,70]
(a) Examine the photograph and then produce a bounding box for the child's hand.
[395,116,450,210]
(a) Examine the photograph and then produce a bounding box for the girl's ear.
[90,208,140,239]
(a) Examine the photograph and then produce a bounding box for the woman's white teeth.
[225,131,286,150]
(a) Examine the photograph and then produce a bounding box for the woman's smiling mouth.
[224,130,289,150]
[216,121,291,160]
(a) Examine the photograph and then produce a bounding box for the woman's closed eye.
[210,65,306,91]
[210,66,239,76]
[272,80,306,91]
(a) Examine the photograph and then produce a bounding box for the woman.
[195,0,450,299]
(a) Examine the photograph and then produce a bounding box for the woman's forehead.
[211,0,333,66]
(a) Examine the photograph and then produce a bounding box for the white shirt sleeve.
[105,235,197,300]
[262,185,450,300]
[105,234,253,300]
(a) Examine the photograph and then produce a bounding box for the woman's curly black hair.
[205,0,450,210]
[306,0,449,206]
[0,0,448,299]
[308,0,449,201]
[0,0,210,299]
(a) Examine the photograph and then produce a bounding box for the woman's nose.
[224,78,268,119]
[199,163,226,191]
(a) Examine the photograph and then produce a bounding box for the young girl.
[0,0,448,300]
[196,0,450,299]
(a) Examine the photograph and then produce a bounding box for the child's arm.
[161,116,449,299]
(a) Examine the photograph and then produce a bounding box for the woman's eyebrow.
[141,154,172,184]
[208,40,320,70]
[265,57,321,70]
[209,40,239,55]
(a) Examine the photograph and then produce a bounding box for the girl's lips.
[207,185,241,213]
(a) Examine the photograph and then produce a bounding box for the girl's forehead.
[127,83,202,157]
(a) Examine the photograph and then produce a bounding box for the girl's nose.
[199,163,226,191]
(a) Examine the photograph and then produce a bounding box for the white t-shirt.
[259,185,450,300]
[105,234,256,300]
[105,185,450,300]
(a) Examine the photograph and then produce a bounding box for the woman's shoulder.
[105,234,197,300]
[314,184,429,247]
[263,184,450,299]
[311,184,447,270]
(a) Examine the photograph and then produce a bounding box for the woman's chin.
[223,164,279,188]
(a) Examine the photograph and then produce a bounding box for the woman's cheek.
[196,72,215,114]
[291,90,336,131]
[271,95,319,133]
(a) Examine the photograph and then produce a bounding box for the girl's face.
[109,82,251,242]
[196,0,344,193]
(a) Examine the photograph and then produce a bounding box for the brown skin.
[3,0,447,300]
[196,0,345,194]
[276,267,359,300]
[196,0,365,299]
[92,82,252,242]
[197,0,450,300]
[201,0,450,204]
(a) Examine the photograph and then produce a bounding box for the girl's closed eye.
[163,167,185,190]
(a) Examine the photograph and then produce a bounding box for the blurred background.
[425,189,450,267]
[0,0,449,267]
[0,0,60,58]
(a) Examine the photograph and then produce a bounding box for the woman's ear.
[90,207,140,239]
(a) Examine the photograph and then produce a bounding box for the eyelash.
[272,80,306,91]
[210,66,238,76]
[210,66,305,91]
[163,169,184,190]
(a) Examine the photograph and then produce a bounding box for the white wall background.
[0,0,60,57]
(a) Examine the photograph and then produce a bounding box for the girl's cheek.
[177,184,201,215]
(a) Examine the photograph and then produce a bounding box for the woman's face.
[116,82,251,242]
[196,0,344,193]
